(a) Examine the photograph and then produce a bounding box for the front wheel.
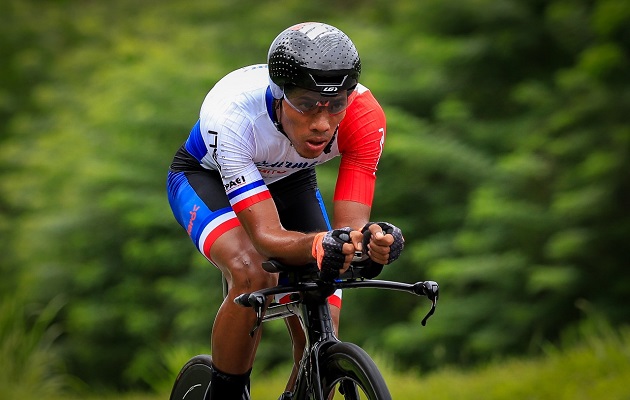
[320,342,391,400]
[169,355,213,400]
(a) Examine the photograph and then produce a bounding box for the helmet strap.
[324,127,338,154]
[273,99,289,139]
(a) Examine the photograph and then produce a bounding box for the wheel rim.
[171,363,212,400]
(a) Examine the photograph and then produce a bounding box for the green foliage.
[10,322,630,399]
[354,0,630,370]
[1,0,629,393]
[391,322,630,400]
[250,320,630,399]
[0,294,70,399]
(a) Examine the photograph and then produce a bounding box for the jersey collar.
[265,86,277,124]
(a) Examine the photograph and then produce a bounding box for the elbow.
[248,230,281,259]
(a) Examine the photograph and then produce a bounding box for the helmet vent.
[268,22,361,94]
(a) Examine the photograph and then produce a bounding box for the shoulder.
[200,65,270,131]
[347,84,384,115]
[201,64,269,113]
[210,64,270,94]
[337,84,386,150]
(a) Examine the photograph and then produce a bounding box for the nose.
[309,109,332,133]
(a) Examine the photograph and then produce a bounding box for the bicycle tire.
[320,342,391,400]
[169,355,213,400]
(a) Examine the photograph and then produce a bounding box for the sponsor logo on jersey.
[224,176,247,191]
[258,169,288,176]
[207,130,218,148]
[255,160,319,169]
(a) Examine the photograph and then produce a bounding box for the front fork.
[290,290,339,400]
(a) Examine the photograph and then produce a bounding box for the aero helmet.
[268,22,361,97]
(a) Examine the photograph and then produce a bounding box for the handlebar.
[234,261,439,334]
[234,292,266,308]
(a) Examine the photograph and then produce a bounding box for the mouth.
[305,138,329,153]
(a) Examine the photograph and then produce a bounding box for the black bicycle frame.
[291,288,340,399]
[235,263,439,399]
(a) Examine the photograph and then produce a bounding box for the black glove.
[361,222,405,264]
[312,227,352,282]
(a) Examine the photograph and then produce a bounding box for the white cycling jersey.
[182,64,386,213]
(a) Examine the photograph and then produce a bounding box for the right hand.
[312,227,362,281]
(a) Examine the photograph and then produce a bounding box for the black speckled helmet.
[268,22,361,97]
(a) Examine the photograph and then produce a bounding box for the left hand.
[361,222,405,265]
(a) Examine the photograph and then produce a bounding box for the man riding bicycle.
[167,22,404,399]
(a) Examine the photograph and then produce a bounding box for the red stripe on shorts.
[202,217,241,261]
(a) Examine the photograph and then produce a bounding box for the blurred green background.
[1,0,629,398]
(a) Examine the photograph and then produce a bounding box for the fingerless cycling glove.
[361,222,404,264]
[312,227,352,281]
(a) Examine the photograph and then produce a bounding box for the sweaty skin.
[208,101,394,376]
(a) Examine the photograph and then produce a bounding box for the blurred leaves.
[0,294,70,398]
[1,0,629,391]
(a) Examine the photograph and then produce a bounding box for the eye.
[328,98,347,114]
[296,98,319,112]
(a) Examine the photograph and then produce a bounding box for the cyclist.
[167,22,404,399]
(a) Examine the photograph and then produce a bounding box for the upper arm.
[334,89,386,206]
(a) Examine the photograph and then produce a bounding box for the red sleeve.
[334,89,386,206]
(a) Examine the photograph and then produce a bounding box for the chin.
[298,151,321,159]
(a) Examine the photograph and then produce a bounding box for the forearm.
[332,200,371,230]
[248,228,317,265]
[235,199,319,265]
[234,198,371,266]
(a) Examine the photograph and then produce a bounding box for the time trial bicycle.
[169,259,439,400]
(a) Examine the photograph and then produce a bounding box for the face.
[278,89,348,159]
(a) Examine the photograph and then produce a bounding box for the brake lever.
[250,311,263,336]
[420,281,439,326]
[243,293,266,337]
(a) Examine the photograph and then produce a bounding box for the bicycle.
[169,259,439,400]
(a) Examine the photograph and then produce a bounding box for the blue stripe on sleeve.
[184,120,207,162]
[227,179,266,201]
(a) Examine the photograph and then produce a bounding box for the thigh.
[167,170,275,290]
[167,169,241,264]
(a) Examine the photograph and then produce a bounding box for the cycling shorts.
[167,166,342,308]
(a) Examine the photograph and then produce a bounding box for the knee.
[224,254,277,293]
